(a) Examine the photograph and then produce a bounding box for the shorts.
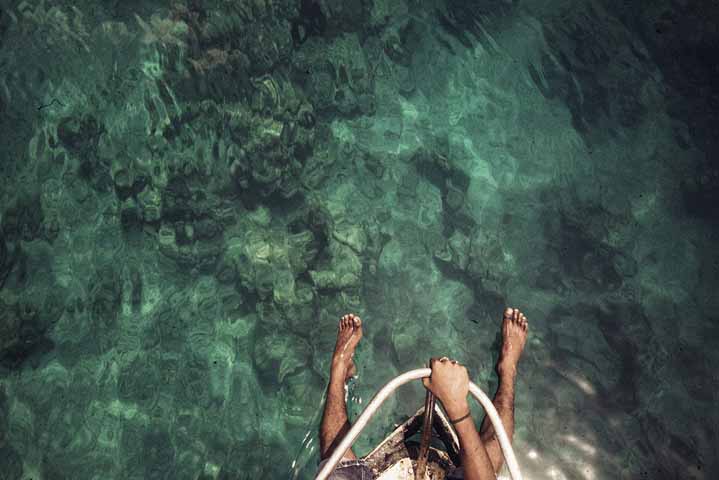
[318,458,374,480]
[318,458,465,479]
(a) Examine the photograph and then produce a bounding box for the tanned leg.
[479,307,528,474]
[319,313,363,461]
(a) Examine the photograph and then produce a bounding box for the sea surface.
[0,1,717,479]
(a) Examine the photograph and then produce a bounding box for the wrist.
[442,398,469,419]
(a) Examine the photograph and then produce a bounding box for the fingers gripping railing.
[315,368,523,480]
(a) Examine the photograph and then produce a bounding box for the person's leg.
[319,314,363,461]
[478,308,528,474]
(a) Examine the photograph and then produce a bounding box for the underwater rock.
[297,102,316,129]
[296,34,373,116]
[61,113,106,192]
[0,233,10,289]
[215,236,243,285]
[158,224,178,251]
[287,230,319,274]
[161,176,194,222]
[361,151,385,179]
[578,247,623,291]
[413,147,470,194]
[0,296,58,368]
[228,90,315,199]
[293,0,327,43]
[146,302,191,351]
[40,212,60,243]
[280,368,323,427]
[0,444,23,480]
[307,69,336,111]
[137,186,162,223]
[333,223,367,255]
[244,20,293,75]
[314,0,370,34]
[411,147,475,232]
[0,232,5,263]
[142,427,177,480]
[289,200,334,249]
[382,18,421,67]
[250,75,284,115]
[229,361,262,432]
[119,197,142,230]
[362,218,391,276]
[188,48,252,102]
[239,232,272,291]
[118,355,162,408]
[175,353,211,408]
[444,230,471,272]
[0,386,6,446]
[309,239,362,290]
[391,318,425,365]
[333,84,360,115]
[253,331,311,385]
[157,222,223,272]
[223,230,307,305]
[444,193,474,233]
[0,301,20,362]
[395,64,416,96]
[302,145,337,190]
[546,212,625,292]
[207,341,236,408]
[612,250,639,278]
[443,182,465,213]
[57,114,103,153]
[194,218,222,240]
[272,268,297,305]
[681,162,719,220]
[2,194,44,242]
[112,167,141,200]
[89,265,123,331]
[378,238,404,277]
[465,229,514,299]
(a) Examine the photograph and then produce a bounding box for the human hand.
[422,357,470,418]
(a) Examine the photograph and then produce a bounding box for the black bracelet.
[449,411,471,425]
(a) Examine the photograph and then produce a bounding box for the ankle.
[330,361,347,381]
[496,363,517,380]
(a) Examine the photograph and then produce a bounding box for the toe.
[513,309,520,323]
[504,307,514,318]
[353,315,362,327]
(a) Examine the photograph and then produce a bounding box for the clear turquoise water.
[1,1,717,479]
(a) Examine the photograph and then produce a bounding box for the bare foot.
[497,307,528,378]
[331,313,363,381]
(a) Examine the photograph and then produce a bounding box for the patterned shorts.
[317,458,465,479]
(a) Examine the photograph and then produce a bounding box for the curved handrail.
[315,368,523,480]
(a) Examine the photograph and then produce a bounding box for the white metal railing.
[315,368,523,480]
